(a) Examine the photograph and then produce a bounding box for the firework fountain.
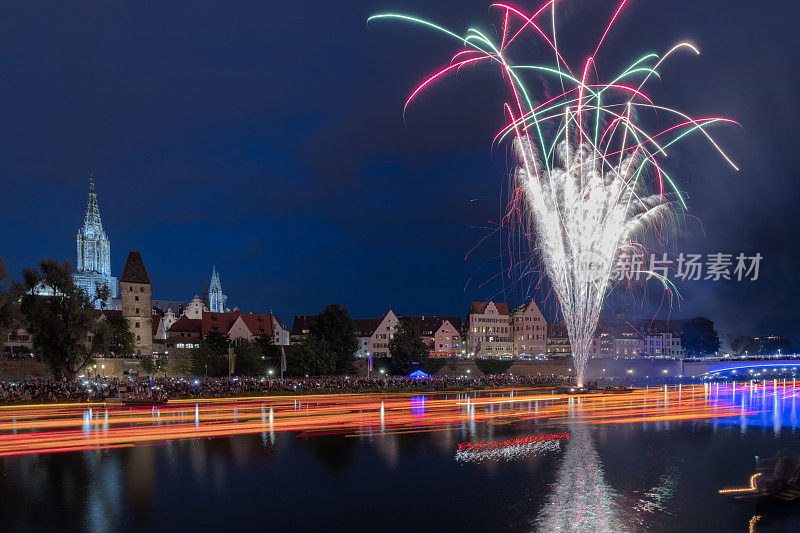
[370,1,737,386]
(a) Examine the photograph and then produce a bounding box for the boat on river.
[121,397,168,407]
[106,385,168,407]
[601,385,635,395]
[719,455,800,501]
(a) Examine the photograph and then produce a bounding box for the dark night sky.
[0,0,797,343]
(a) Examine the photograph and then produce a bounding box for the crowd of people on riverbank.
[0,373,575,403]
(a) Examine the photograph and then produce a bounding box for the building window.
[135,308,140,314]
[135,322,140,328]
[135,296,139,301]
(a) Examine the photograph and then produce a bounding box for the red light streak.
[0,385,774,457]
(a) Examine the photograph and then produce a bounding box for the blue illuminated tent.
[409,370,430,379]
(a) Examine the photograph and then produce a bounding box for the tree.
[140,354,168,376]
[175,348,196,375]
[388,318,429,375]
[106,314,135,356]
[255,335,281,364]
[475,359,513,375]
[309,304,358,375]
[447,353,460,376]
[679,317,720,356]
[288,334,335,376]
[139,353,155,374]
[423,358,447,375]
[0,258,20,353]
[20,259,110,379]
[731,336,756,355]
[258,334,281,356]
[196,331,231,377]
[756,336,791,355]
[232,339,268,376]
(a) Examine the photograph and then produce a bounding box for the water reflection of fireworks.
[455,432,568,463]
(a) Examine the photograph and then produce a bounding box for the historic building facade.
[416,316,462,358]
[467,302,513,357]
[511,301,547,356]
[164,310,290,350]
[364,310,399,359]
[183,295,207,319]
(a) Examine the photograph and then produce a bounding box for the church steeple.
[83,172,103,229]
[74,172,118,306]
[208,265,228,312]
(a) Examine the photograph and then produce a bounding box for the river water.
[0,383,798,532]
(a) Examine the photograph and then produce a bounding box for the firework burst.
[369,1,737,385]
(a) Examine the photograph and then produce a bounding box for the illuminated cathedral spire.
[74,173,118,305]
[76,173,111,275]
[209,265,228,312]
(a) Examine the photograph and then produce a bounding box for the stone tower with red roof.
[120,251,153,357]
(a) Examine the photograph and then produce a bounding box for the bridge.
[682,356,800,377]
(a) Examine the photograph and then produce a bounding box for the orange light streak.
[0,385,780,457]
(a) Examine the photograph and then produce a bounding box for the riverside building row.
[289,302,685,359]
[10,175,686,360]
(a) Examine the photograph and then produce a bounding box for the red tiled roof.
[402,316,463,336]
[470,302,488,313]
[470,301,510,315]
[291,315,317,336]
[241,313,275,337]
[120,251,151,284]
[169,315,202,334]
[202,312,239,336]
[547,322,569,338]
[202,311,277,338]
[513,301,544,316]
[353,318,383,337]
[439,316,462,331]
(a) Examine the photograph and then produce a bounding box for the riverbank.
[0,375,575,405]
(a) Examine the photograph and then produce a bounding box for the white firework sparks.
[516,137,672,386]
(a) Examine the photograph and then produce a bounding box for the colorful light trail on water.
[0,383,788,457]
[368,2,738,386]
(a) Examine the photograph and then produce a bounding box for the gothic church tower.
[74,173,118,306]
[208,266,228,313]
